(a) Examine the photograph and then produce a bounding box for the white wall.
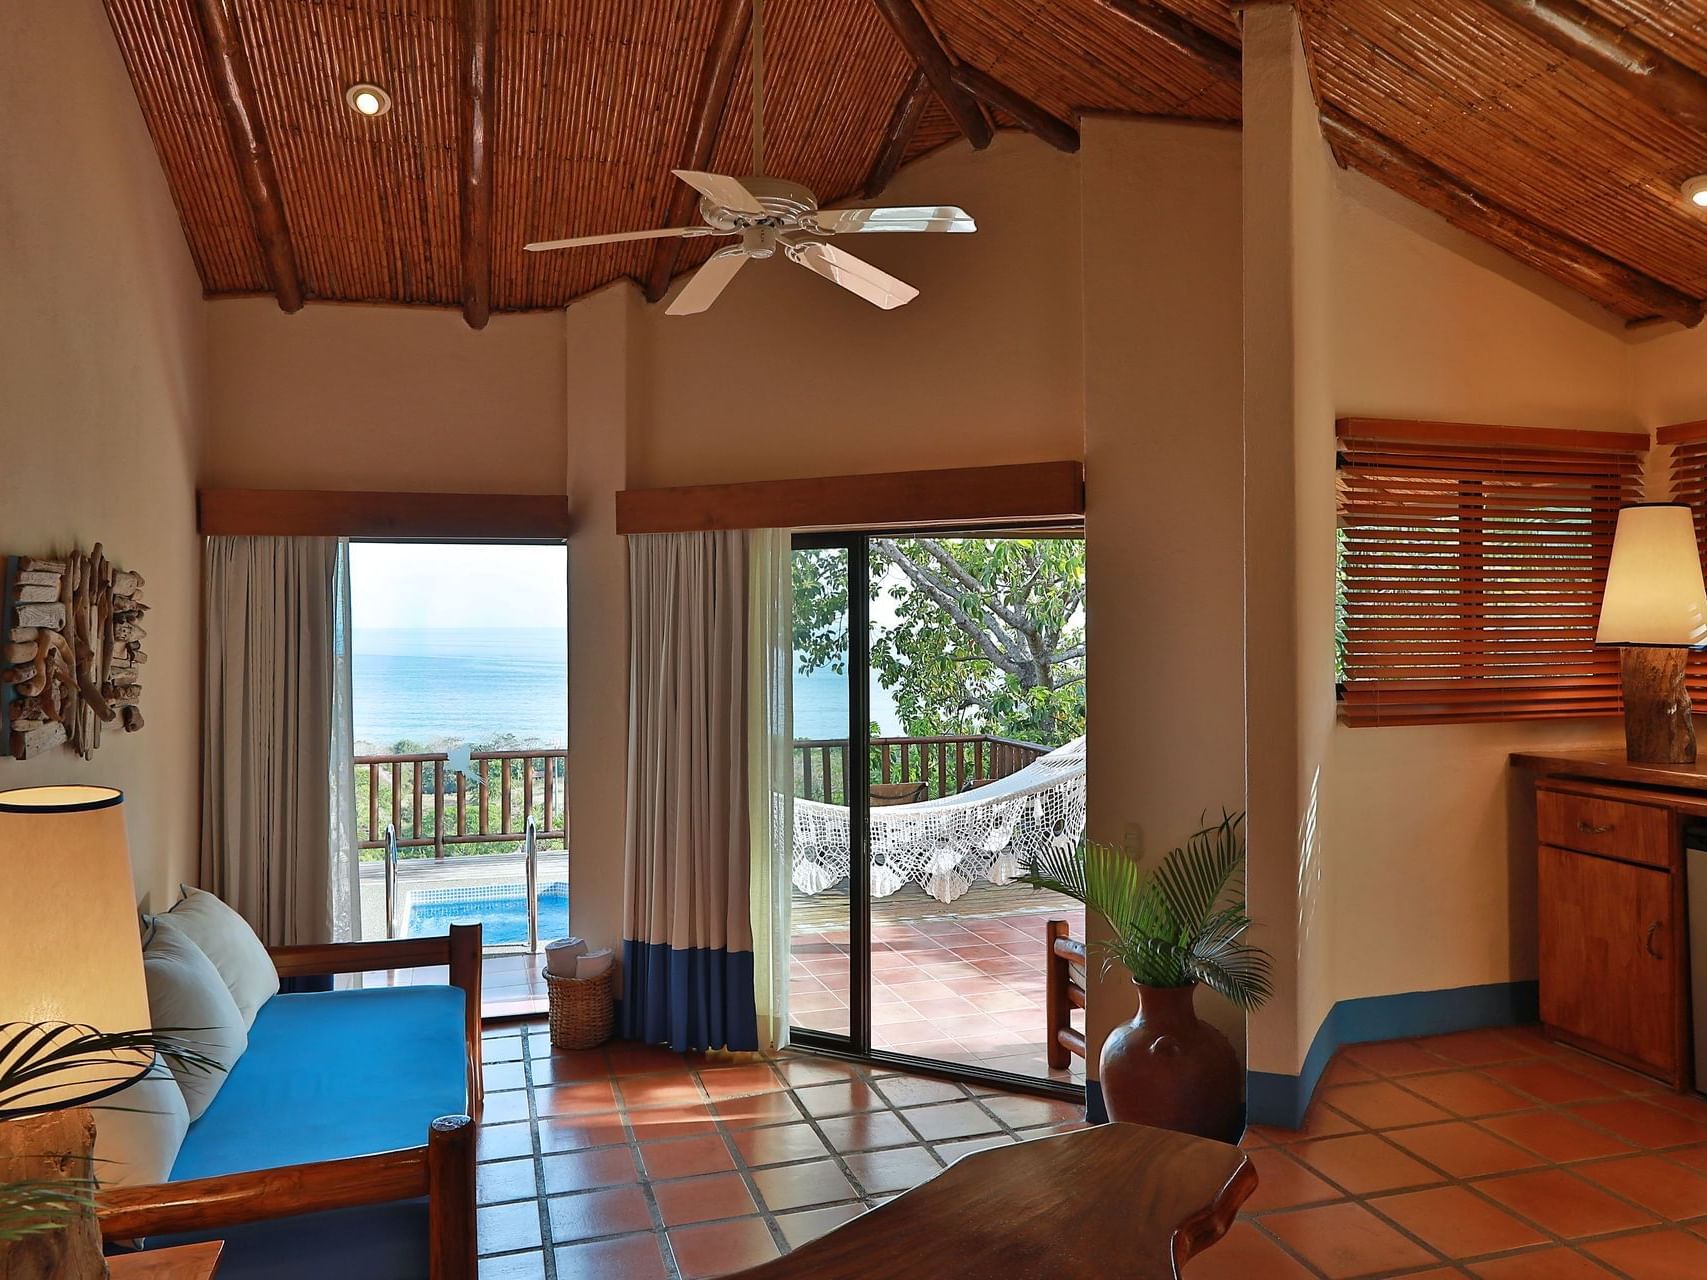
[0,0,207,908]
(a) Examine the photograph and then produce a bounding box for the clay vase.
[1098,982,1242,1142]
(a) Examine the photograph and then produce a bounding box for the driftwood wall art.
[1,545,147,760]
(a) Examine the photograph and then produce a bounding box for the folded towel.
[574,948,613,980]
[543,936,588,977]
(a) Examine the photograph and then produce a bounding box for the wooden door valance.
[614,461,1085,535]
[197,489,572,539]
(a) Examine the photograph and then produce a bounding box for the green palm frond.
[0,1023,225,1118]
[1018,809,1271,1010]
[0,1178,97,1243]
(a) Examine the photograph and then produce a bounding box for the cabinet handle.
[1647,922,1665,960]
[1577,820,1615,835]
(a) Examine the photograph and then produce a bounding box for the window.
[1335,419,1645,726]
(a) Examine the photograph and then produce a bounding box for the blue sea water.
[354,627,567,749]
[352,626,898,750]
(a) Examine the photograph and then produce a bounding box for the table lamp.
[0,785,151,1116]
[1596,504,1707,764]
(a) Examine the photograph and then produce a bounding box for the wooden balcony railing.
[792,734,1048,804]
[356,748,567,856]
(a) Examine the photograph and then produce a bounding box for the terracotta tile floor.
[1203,1024,1707,1279]
[790,906,1087,1082]
[473,1023,1087,1279]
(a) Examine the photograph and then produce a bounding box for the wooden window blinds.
[1661,420,1707,702]
[1336,419,1647,727]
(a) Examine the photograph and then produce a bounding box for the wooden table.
[108,1242,222,1279]
[729,1123,1254,1279]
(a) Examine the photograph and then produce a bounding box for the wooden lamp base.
[1619,646,1697,765]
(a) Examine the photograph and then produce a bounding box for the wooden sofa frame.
[1044,918,1087,1069]
[98,923,485,1280]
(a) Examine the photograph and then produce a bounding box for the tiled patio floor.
[791,913,1086,1082]
[473,1024,1088,1279]
[349,948,548,1019]
[1209,1024,1707,1279]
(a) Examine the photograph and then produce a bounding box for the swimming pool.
[404,881,569,946]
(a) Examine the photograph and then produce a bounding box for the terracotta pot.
[1098,982,1242,1142]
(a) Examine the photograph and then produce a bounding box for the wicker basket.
[545,967,614,1050]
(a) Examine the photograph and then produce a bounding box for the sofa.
[98,919,485,1280]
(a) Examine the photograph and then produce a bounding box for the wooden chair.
[726,1123,1256,1279]
[1046,918,1087,1069]
[869,781,928,806]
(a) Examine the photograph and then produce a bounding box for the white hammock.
[792,737,1086,904]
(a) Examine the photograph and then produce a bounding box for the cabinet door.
[1538,844,1677,1075]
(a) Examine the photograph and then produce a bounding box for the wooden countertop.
[1510,749,1707,795]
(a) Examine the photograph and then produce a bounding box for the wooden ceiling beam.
[1094,0,1239,83]
[457,0,495,330]
[645,0,752,303]
[952,64,1080,153]
[189,0,303,313]
[870,0,993,151]
[862,69,931,198]
[1485,0,1707,132]
[1321,107,1703,328]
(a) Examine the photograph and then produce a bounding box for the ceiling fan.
[522,0,976,315]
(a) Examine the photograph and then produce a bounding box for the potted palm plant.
[1020,811,1270,1142]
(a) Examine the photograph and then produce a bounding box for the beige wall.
[1080,118,1245,1072]
[628,132,1084,488]
[0,0,206,907]
[202,301,567,494]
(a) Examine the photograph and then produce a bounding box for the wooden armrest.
[268,936,451,978]
[99,1116,475,1280]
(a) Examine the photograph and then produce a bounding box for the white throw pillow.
[163,885,279,1028]
[90,1056,189,1187]
[143,916,248,1120]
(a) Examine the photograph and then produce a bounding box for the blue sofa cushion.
[169,986,467,1182]
[132,1201,431,1280]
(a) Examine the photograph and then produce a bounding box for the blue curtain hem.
[617,939,759,1053]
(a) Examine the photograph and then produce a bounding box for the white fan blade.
[810,205,976,235]
[524,226,720,252]
[666,248,749,315]
[786,241,919,310]
[673,169,767,216]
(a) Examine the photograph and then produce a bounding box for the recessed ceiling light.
[1684,175,1707,208]
[345,83,392,118]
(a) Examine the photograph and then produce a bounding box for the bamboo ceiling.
[102,0,1707,327]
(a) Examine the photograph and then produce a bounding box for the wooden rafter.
[1094,0,1239,82]
[1485,0,1707,131]
[1322,107,1703,327]
[188,0,303,313]
[457,0,495,330]
[952,64,1080,154]
[870,0,992,150]
[645,0,752,303]
[862,69,932,197]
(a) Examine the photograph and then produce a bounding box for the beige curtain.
[201,536,358,946]
[620,531,758,1050]
[748,529,794,1051]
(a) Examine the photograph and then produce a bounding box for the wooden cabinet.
[1518,759,1697,1091]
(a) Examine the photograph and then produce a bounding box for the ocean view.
[353,626,899,749]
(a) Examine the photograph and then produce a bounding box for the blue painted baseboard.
[1246,980,1540,1129]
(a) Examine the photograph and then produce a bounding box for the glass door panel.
[788,541,859,1041]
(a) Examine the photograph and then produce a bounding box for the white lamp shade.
[1597,504,1707,647]
[0,786,151,1113]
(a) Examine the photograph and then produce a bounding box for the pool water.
[404,882,569,946]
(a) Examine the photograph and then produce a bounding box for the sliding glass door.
[787,536,869,1051]
[787,530,1086,1096]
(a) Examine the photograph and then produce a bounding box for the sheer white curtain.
[748,529,794,1051]
[202,536,359,946]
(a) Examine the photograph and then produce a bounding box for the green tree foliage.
[793,537,1086,746]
